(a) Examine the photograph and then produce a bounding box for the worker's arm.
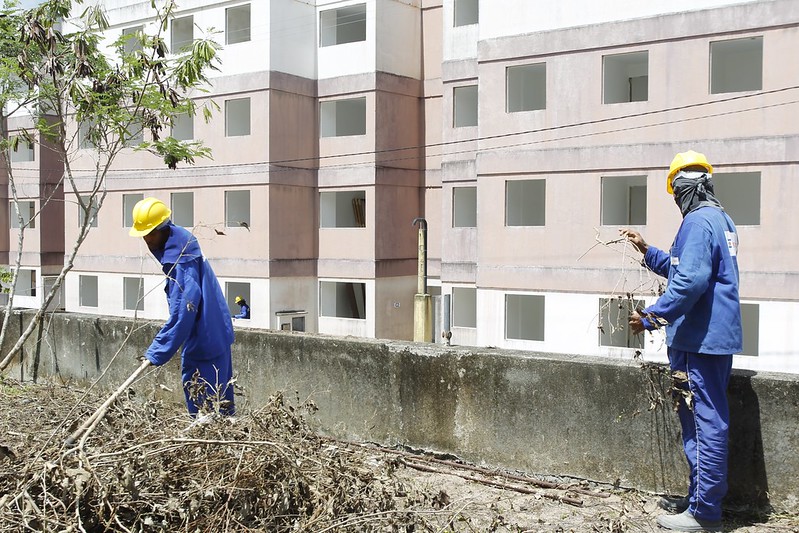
[144,263,202,366]
[643,246,671,278]
[644,223,712,325]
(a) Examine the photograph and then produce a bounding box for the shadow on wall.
[727,371,770,511]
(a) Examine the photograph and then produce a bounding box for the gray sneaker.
[658,495,689,514]
[657,510,722,532]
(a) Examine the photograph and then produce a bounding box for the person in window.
[621,150,741,533]
[129,197,235,416]
[234,295,250,319]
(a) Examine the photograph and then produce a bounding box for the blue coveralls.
[144,222,236,415]
[641,206,742,522]
[234,303,250,319]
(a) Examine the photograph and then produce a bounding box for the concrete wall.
[3,310,794,512]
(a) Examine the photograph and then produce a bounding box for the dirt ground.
[0,376,796,532]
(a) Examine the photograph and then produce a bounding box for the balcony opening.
[452,287,477,328]
[601,176,647,225]
[320,97,366,137]
[123,277,144,311]
[598,297,644,349]
[506,179,545,226]
[122,193,144,228]
[713,172,760,225]
[170,192,194,228]
[225,97,251,137]
[171,15,194,52]
[710,36,762,94]
[10,200,35,229]
[320,4,366,47]
[454,0,478,27]
[122,26,143,55]
[603,51,648,104]
[739,303,759,356]
[452,186,477,228]
[320,281,366,319]
[453,85,478,127]
[172,112,193,141]
[226,4,251,45]
[506,63,546,112]
[78,195,99,228]
[320,190,366,228]
[15,269,36,298]
[79,275,98,307]
[225,281,251,317]
[10,140,34,162]
[225,190,251,228]
[505,294,544,341]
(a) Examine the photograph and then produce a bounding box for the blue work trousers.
[181,355,235,416]
[669,348,733,522]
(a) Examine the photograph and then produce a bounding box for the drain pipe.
[412,217,431,342]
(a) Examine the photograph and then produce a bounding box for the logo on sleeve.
[671,256,680,266]
[725,231,739,257]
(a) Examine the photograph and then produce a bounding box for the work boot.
[657,510,722,532]
[658,495,689,514]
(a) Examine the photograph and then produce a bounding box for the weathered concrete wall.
[2,311,794,512]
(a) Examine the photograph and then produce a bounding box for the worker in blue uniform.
[129,197,235,416]
[234,296,250,319]
[622,150,741,533]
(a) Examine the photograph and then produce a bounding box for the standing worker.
[129,197,235,416]
[621,150,741,532]
[234,296,250,319]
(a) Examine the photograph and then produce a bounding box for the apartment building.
[4,0,798,373]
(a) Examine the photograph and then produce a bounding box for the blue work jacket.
[144,223,235,365]
[643,206,743,355]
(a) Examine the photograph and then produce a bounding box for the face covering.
[671,170,723,217]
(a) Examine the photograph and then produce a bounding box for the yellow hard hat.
[667,150,713,194]
[129,197,171,237]
[235,296,243,304]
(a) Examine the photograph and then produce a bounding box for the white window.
[78,195,99,228]
[506,179,545,226]
[603,51,648,104]
[506,63,546,112]
[452,287,477,328]
[78,121,95,149]
[79,275,98,307]
[320,281,366,319]
[10,140,34,162]
[226,4,251,45]
[225,190,250,228]
[170,192,194,228]
[712,172,760,225]
[320,190,366,228]
[453,85,478,127]
[739,303,759,356]
[225,98,251,137]
[122,26,143,55]
[124,115,144,147]
[224,281,250,317]
[10,201,35,229]
[598,297,644,349]
[601,176,647,225]
[506,294,544,341]
[452,187,477,228]
[172,112,193,141]
[320,4,366,47]
[122,193,144,228]
[454,0,478,26]
[320,97,366,137]
[123,277,144,311]
[710,37,763,94]
[15,269,36,297]
[171,15,193,52]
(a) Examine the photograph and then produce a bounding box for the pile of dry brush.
[0,377,443,532]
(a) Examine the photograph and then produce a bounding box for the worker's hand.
[628,310,646,335]
[619,228,648,255]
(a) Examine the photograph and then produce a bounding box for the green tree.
[0,0,221,372]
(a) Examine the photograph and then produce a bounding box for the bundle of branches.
[0,378,433,532]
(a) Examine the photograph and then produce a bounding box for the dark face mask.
[670,171,723,217]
